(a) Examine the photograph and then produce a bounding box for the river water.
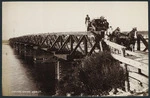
[2,44,56,96]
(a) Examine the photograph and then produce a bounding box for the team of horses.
[86,18,138,51]
[109,28,137,51]
[89,28,137,52]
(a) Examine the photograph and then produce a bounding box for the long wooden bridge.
[9,31,148,95]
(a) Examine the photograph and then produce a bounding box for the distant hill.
[138,31,148,36]
[122,31,148,36]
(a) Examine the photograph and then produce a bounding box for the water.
[2,44,56,96]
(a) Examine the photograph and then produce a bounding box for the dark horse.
[109,28,137,51]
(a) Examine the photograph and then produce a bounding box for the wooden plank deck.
[126,51,148,65]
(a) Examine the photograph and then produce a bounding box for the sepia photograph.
[2,1,148,96]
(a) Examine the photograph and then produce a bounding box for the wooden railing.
[105,39,148,92]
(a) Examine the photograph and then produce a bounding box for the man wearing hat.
[85,15,90,28]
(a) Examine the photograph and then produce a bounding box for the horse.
[126,28,137,51]
[109,28,137,51]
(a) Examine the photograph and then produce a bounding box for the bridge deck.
[126,51,148,64]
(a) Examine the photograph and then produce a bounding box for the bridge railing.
[104,39,148,92]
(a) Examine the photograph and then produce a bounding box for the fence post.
[125,64,130,92]
[70,35,73,51]
[137,35,141,51]
[121,48,125,57]
[84,36,88,55]
[121,48,130,92]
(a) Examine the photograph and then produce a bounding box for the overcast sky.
[2,1,148,40]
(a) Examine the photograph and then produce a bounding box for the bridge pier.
[55,60,78,95]
[56,61,60,80]
[56,60,75,81]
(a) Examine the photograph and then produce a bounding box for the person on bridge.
[106,26,113,40]
[127,27,138,51]
[85,15,90,28]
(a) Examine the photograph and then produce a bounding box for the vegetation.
[56,51,125,96]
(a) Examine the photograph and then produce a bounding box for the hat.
[117,27,120,31]
[133,27,137,30]
[100,16,104,19]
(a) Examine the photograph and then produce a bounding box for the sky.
[2,1,148,40]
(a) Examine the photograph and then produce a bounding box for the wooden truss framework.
[9,32,103,60]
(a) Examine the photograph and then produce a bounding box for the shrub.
[80,51,125,95]
[56,51,125,96]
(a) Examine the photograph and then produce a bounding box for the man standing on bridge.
[85,15,90,29]
[106,26,113,40]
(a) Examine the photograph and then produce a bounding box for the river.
[2,44,56,96]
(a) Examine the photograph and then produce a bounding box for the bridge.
[9,31,148,95]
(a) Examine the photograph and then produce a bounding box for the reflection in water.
[2,44,56,96]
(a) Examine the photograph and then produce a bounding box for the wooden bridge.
[9,31,148,95]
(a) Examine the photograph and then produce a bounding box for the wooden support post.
[56,61,60,80]
[121,48,130,92]
[84,36,88,55]
[138,69,142,74]
[70,35,73,51]
[85,35,96,53]
[137,35,141,51]
[136,35,142,74]
[125,64,130,92]
[99,41,103,52]
[60,36,63,46]
[121,48,125,57]
[88,41,98,55]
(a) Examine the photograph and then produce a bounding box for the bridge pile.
[9,31,148,96]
